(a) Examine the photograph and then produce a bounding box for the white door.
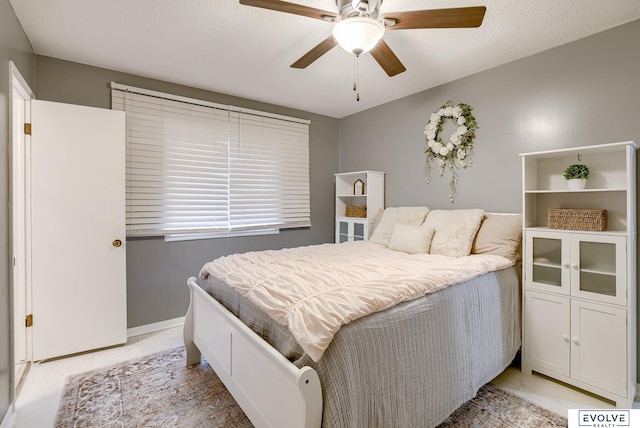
[524,290,570,377]
[31,100,126,361]
[570,299,627,397]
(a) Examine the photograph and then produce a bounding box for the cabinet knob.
[562,334,569,343]
[562,262,570,269]
[572,337,579,346]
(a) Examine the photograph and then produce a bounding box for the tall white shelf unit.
[335,171,384,243]
[520,141,637,407]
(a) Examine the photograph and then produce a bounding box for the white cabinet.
[525,291,628,398]
[335,171,384,243]
[335,218,368,243]
[521,141,637,408]
[526,230,627,306]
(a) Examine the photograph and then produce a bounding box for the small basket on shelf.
[345,206,367,218]
[548,208,607,231]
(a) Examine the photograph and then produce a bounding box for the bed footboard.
[184,277,322,428]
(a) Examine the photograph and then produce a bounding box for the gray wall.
[34,56,340,328]
[339,19,640,211]
[0,0,36,420]
[338,20,640,379]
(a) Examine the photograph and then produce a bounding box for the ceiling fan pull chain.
[353,54,357,92]
[354,54,360,102]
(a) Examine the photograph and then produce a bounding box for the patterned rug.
[55,347,567,427]
[440,384,567,427]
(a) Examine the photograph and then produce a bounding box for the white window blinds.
[111,83,310,238]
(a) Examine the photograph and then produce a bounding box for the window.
[111,83,310,239]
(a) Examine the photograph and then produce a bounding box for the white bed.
[184,209,523,427]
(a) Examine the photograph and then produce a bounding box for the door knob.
[112,239,123,248]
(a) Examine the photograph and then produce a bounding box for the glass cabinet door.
[525,231,570,295]
[571,235,627,306]
[336,218,369,243]
[353,222,365,241]
[338,220,349,243]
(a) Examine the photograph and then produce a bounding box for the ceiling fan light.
[332,17,385,55]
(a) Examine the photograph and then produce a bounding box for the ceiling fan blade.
[382,6,486,30]
[239,0,338,21]
[291,36,338,69]
[370,40,406,77]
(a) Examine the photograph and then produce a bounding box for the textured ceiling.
[9,0,640,118]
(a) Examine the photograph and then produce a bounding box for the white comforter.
[200,242,512,362]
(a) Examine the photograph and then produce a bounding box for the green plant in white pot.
[563,163,590,190]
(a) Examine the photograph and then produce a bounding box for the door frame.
[9,60,35,404]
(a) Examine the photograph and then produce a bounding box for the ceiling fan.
[239,0,487,77]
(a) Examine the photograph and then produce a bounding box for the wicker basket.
[548,208,607,231]
[345,206,367,218]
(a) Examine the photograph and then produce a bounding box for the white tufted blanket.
[199,241,512,362]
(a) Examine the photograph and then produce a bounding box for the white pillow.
[471,213,523,262]
[369,206,430,247]
[424,209,485,257]
[389,224,435,254]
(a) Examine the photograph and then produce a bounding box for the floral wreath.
[424,100,478,202]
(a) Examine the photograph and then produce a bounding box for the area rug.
[56,347,567,427]
[439,383,567,427]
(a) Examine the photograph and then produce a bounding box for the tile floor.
[11,325,638,427]
[13,326,184,428]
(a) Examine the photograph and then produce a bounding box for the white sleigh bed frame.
[183,213,523,427]
[184,277,322,428]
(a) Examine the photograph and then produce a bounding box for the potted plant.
[563,163,590,190]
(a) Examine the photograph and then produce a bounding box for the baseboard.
[1,405,16,428]
[127,316,185,338]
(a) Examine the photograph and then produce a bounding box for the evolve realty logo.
[578,410,630,427]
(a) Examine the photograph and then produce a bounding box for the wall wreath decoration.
[424,100,478,202]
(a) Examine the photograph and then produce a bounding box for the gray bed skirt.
[203,265,521,427]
